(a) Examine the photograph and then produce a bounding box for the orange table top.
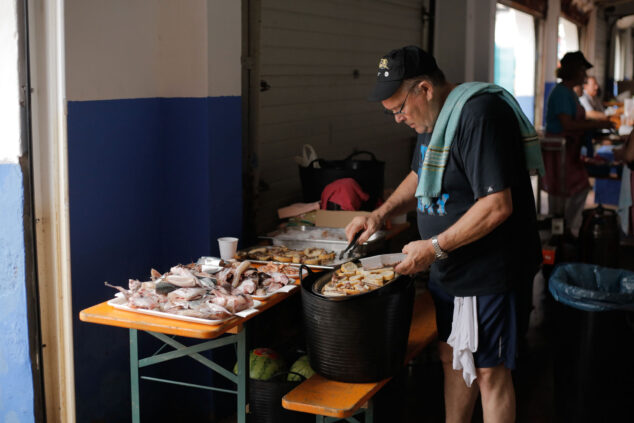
[282,291,437,417]
[80,281,301,339]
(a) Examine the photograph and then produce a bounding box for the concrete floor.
[389,298,556,423]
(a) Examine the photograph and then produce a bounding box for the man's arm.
[345,171,418,244]
[558,113,611,132]
[394,188,512,274]
[584,110,608,120]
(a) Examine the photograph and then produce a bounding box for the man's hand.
[345,213,383,244]
[394,240,435,275]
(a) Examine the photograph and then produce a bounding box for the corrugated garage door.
[252,0,425,233]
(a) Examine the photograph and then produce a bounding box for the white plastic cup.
[218,237,238,260]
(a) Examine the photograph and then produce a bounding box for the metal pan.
[300,264,411,302]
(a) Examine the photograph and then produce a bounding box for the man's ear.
[419,80,433,101]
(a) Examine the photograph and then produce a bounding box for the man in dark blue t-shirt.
[345,46,540,422]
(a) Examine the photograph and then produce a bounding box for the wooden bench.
[282,291,437,423]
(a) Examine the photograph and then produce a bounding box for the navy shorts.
[428,282,517,370]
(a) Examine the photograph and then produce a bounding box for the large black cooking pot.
[299,265,415,382]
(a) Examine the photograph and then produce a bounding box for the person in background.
[572,83,597,157]
[544,51,613,237]
[579,76,608,120]
[346,46,542,423]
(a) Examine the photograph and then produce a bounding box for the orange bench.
[282,291,437,422]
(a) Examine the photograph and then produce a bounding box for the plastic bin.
[548,263,634,422]
[249,372,312,423]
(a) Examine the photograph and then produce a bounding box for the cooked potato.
[318,252,336,262]
[303,257,321,265]
[273,255,292,263]
[321,265,397,296]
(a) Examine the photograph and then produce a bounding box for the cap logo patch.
[378,58,389,70]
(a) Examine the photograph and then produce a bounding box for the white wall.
[66,0,240,101]
[207,0,241,97]
[0,0,21,163]
[158,0,208,98]
[65,0,162,100]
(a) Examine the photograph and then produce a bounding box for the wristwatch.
[431,236,449,260]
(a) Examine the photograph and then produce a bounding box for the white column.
[465,0,496,82]
[622,27,634,80]
[534,0,560,129]
[434,0,467,82]
[434,0,495,83]
[543,0,560,84]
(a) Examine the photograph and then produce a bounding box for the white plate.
[251,283,298,300]
[107,296,262,325]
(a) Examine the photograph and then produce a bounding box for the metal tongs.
[339,229,363,260]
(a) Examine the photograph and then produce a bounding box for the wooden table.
[80,282,301,423]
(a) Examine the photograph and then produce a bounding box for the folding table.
[80,286,298,423]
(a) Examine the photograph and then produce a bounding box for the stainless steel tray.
[199,252,356,270]
[247,254,361,270]
[259,226,385,255]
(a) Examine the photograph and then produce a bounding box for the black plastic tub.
[298,150,385,209]
[300,266,415,382]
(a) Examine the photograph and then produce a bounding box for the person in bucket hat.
[346,46,542,423]
[544,51,613,238]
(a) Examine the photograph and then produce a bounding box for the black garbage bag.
[548,263,634,311]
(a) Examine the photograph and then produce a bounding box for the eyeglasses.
[384,87,413,116]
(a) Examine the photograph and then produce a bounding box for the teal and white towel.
[415,82,545,205]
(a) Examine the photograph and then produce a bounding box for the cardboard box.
[314,210,370,228]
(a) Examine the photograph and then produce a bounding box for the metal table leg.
[128,325,249,422]
[236,325,248,423]
[130,329,140,423]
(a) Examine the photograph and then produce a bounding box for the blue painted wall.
[0,164,35,423]
[68,96,242,421]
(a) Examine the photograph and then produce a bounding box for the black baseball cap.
[368,46,439,102]
[560,51,593,69]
